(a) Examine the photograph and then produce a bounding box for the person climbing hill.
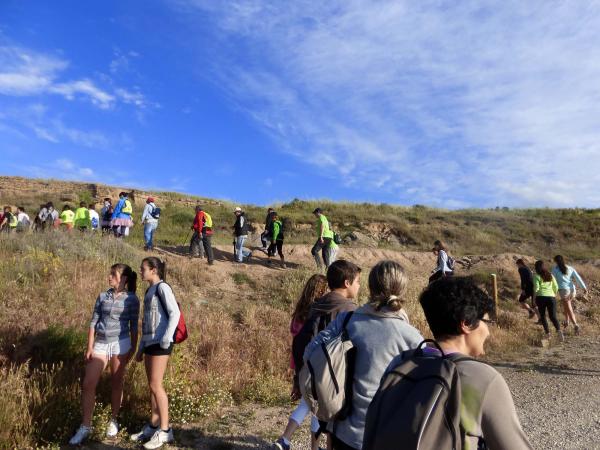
[311,208,335,270]
[429,240,454,283]
[111,192,133,238]
[74,201,92,231]
[516,259,539,320]
[552,255,588,334]
[267,213,285,268]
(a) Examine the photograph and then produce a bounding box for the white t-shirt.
[89,210,100,229]
[17,212,30,223]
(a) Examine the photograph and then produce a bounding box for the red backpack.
[155,282,188,344]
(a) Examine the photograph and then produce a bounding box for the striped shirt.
[89,289,140,343]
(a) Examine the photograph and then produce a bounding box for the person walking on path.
[310,208,335,270]
[131,257,180,449]
[74,201,92,231]
[89,204,100,232]
[516,259,539,319]
[190,206,214,264]
[233,207,252,263]
[261,207,275,252]
[267,212,286,268]
[366,277,531,450]
[552,255,588,334]
[141,197,159,251]
[306,260,423,450]
[111,192,134,238]
[428,240,454,283]
[200,207,215,265]
[101,198,113,234]
[16,206,31,232]
[533,260,563,341]
[69,264,139,445]
[60,205,75,231]
[272,274,329,450]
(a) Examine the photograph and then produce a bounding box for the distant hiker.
[46,202,59,229]
[74,201,92,231]
[233,207,252,263]
[516,259,539,319]
[101,198,113,233]
[305,260,423,450]
[429,240,454,283]
[311,208,335,270]
[272,274,329,450]
[132,257,180,448]
[267,212,285,268]
[16,206,31,232]
[34,203,49,231]
[89,204,100,232]
[0,206,17,232]
[363,277,531,450]
[141,197,160,251]
[261,207,275,251]
[533,260,563,341]
[552,255,588,334]
[190,206,214,264]
[60,205,75,231]
[69,264,139,445]
[111,192,133,238]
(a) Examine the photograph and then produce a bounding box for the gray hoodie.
[306,303,423,449]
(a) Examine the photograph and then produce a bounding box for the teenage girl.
[552,255,588,334]
[131,257,180,449]
[533,260,563,341]
[69,264,139,445]
[272,274,329,450]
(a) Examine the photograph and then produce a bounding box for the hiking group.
[271,255,532,450]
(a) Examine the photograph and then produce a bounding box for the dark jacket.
[292,291,358,381]
[519,266,534,293]
[234,212,249,236]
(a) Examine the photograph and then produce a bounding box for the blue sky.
[1,1,600,208]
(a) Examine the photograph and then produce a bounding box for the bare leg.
[109,353,129,420]
[145,354,170,430]
[81,356,108,427]
[144,355,160,427]
[564,299,578,326]
[280,418,300,441]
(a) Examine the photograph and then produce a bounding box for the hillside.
[2,175,600,258]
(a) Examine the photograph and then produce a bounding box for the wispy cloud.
[0,46,151,110]
[18,158,96,181]
[176,0,600,207]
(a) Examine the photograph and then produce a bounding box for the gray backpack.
[363,340,481,450]
[299,312,356,422]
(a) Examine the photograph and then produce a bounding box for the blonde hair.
[368,260,408,311]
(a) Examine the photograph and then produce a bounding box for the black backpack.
[102,206,113,222]
[363,340,479,450]
[150,206,161,219]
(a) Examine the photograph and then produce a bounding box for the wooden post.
[491,274,498,319]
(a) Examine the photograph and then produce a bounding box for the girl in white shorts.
[552,255,588,334]
[69,264,140,445]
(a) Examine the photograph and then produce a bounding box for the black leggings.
[267,240,284,258]
[536,296,560,333]
[331,435,359,450]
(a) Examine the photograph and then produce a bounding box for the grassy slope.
[3,177,600,258]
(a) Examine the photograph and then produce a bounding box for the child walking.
[111,192,134,238]
[131,257,180,449]
[69,264,140,445]
[272,274,329,450]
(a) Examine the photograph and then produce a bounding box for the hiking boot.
[106,419,119,438]
[69,425,91,445]
[130,423,158,442]
[272,438,290,450]
[143,428,174,449]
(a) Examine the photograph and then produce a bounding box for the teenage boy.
[277,261,361,450]
[516,259,539,320]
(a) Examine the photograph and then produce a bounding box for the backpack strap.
[341,311,354,330]
[154,281,170,318]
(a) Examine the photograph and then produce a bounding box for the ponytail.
[111,263,138,293]
[554,255,568,275]
[142,256,166,281]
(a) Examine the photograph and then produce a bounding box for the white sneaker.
[69,425,91,445]
[130,423,158,442]
[143,428,174,449]
[106,419,119,438]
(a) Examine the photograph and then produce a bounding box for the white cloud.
[0,45,150,110]
[177,0,600,207]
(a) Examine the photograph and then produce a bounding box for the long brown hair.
[554,255,568,275]
[292,274,328,323]
[111,263,138,293]
[534,260,553,282]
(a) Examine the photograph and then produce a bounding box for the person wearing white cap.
[233,207,252,263]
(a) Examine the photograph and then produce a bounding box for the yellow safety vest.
[122,199,133,214]
[204,212,213,228]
